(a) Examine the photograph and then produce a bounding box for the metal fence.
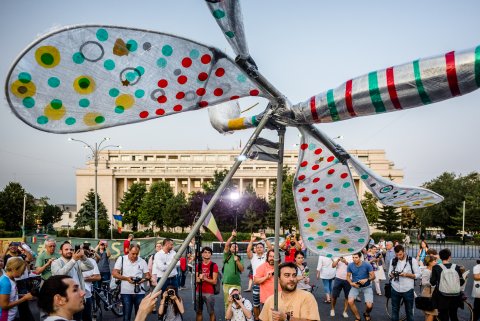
[405,242,480,259]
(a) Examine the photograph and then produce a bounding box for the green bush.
[370,232,405,243]
[0,230,22,237]
[56,229,93,238]
[473,234,480,245]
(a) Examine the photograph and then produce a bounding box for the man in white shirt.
[388,244,420,321]
[82,250,101,321]
[112,243,151,321]
[330,255,353,318]
[152,238,179,292]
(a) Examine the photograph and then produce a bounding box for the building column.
[124,177,128,193]
[112,177,117,220]
[187,177,191,194]
[174,177,178,194]
[239,178,243,194]
[266,178,270,198]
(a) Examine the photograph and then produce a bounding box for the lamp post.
[69,137,120,239]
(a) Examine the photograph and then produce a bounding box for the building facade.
[74,149,404,224]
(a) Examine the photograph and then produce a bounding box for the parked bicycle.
[91,280,123,321]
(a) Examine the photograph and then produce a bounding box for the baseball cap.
[228,287,239,296]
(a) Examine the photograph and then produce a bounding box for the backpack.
[438,264,461,296]
[209,262,222,295]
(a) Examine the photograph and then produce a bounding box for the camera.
[132,277,143,293]
[132,277,143,283]
[232,293,240,301]
[167,289,175,296]
[290,240,296,246]
[391,271,401,282]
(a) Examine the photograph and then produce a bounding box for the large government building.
[73,149,403,226]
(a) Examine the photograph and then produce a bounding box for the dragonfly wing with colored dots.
[293,127,370,257]
[6,25,267,133]
[348,156,443,209]
[205,0,250,58]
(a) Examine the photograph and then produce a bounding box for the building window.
[169,181,176,188]
[181,180,188,186]
[169,155,178,160]
[180,155,190,161]
[206,156,216,162]
[194,181,201,188]
[157,156,166,161]
[121,155,130,161]
[193,155,204,161]
[145,156,154,161]
[109,156,119,161]
[257,181,264,188]
[218,155,229,161]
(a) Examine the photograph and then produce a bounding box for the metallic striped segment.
[292,45,480,124]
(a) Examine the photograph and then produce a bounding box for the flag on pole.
[113,214,123,233]
[202,201,223,242]
[247,137,279,162]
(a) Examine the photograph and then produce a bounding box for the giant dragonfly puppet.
[5,0,479,296]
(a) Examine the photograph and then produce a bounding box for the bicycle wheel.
[92,293,103,321]
[110,288,124,317]
[456,301,473,321]
[385,297,407,321]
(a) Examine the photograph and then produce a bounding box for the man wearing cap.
[226,287,254,321]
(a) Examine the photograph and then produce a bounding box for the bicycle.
[91,280,123,320]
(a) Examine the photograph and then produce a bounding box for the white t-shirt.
[82,258,100,298]
[250,253,266,276]
[231,298,254,321]
[316,256,336,279]
[334,256,353,280]
[152,250,178,278]
[114,255,148,294]
[472,264,480,298]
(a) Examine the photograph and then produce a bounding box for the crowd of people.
[0,233,479,321]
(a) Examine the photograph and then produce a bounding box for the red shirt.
[284,247,296,262]
[196,261,218,294]
[123,240,130,255]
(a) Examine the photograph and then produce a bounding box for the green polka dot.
[126,40,138,52]
[340,239,348,244]
[317,231,324,236]
[37,115,48,124]
[72,52,85,64]
[358,238,365,243]
[237,74,246,83]
[51,99,62,109]
[361,174,369,180]
[317,245,324,250]
[18,72,31,83]
[343,182,351,188]
[304,223,310,228]
[157,57,167,68]
[335,230,341,234]
[104,59,115,70]
[225,31,235,38]
[348,248,354,252]
[48,77,60,88]
[162,45,173,56]
[332,212,339,217]
[22,97,35,108]
[135,90,145,98]
[325,239,332,243]
[65,117,76,125]
[333,197,341,203]
[136,66,145,75]
[94,115,105,124]
[79,99,90,108]
[96,28,108,41]
[212,9,225,19]
[326,254,333,258]
[321,222,328,226]
[347,201,355,206]
[109,88,120,97]
[334,248,340,252]
[344,218,352,222]
[126,72,137,82]
[78,78,90,89]
[354,227,361,232]
[307,237,314,241]
[115,106,124,113]
[41,53,54,66]
[190,49,200,59]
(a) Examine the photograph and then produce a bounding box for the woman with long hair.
[420,255,438,321]
[416,240,429,266]
[158,285,184,321]
[294,251,311,291]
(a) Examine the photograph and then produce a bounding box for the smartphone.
[253,233,261,238]
[83,244,90,251]
[74,244,81,252]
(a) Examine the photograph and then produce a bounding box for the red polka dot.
[314,148,323,155]
[250,89,259,96]
[326,184,333,189]
[215,68,225,77]
[230,95,240,100]
[214,88,223,96]
[199,101,208,108]
[307,218,314,222]
[158,79,168,88]
[312,164,319,170]
[196,88,206,96]
[178,75,187,84]
[340,173,348,179]
[300,161,308,167]
[157,95,167,104]
[304,208,311,212]
[173,105,183,112]
[328,169,335,175]
[318,197,325,202]
[155,109,165,115]
[201,54,212,64]
[300,144,308,150]
[313,177,320,183]
[319,209,326,214]
[298,188,305,193]
[327,156,335,162]
[182,57,192,68]
[198,72,208,81]
[298,175,306,181]
[311,189,318,194]
[176,92,185,99]
[139,111,149,118]
[302,197,309,202]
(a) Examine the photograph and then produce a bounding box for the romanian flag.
[202,201,223,242]
[113,214,123,233]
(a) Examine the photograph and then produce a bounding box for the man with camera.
[388,244,420,321]
[35,238,58,281]
[226,287,254,321]
[347,252,375,321]
[152,238,179,292]
[112,243,151,321]
[223,231,244,310]
[280,230,302,263]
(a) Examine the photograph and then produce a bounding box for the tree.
[41,203,63,229]
[118,183,147,231]
[376,205,400,233]
[242,185,270,232]
[267,166,297,232]
[360,192,380,224]
[74,189,110,236]
[0,182,36,231]
[163,191,187,231]
[138,181,174,230]
[202,169,234,195]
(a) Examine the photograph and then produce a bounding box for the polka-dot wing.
[6,25,265,133]
[294,128,370,258]
[348,156,443,209]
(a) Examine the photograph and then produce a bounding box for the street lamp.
[229,191,240,231]
[69,137,120,239]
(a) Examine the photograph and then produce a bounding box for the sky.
[0,1,479,204]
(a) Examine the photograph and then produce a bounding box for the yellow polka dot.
[44,102,66,120]
[84,112,103,126]
[35,46,61,68]
[73,76,96,94]
[115,94,135,110]
[11,80,36,99]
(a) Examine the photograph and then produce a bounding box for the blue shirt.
[0,274,17,321]
[347,261,373,286]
